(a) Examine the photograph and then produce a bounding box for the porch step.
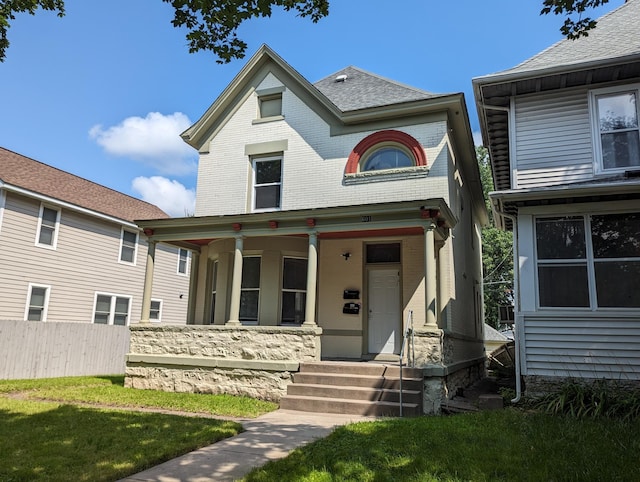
[280,362,424,417]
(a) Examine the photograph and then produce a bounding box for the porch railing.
[399,310,415,417]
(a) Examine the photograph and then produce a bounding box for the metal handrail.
[398,310,414,417]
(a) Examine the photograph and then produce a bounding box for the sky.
[0,0,625,217]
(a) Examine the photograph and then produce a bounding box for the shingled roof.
[313,66,447,112]
[0,147,168,223]
[483,0,640,79]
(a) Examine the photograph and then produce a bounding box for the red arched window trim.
[345,130,427,174]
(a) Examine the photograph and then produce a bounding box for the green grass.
[0,375,278,481]
[244,409,640,482]
[0,375,278,418]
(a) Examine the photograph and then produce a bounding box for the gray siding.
[522,314,640,379]
[514,89,594,188]
[0,191,188,325]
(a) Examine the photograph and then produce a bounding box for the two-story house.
[127,45,487,415]
[0,147,191,326]
[474,0,640,396]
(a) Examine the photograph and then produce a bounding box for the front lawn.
[0,376,277,481]
[244,409,640,481]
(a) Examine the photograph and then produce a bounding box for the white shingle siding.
[195,73,453,216]
[514,89,594,188]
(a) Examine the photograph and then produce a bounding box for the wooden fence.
[0,320,130,379]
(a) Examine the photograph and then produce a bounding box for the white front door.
[367,268,401,354]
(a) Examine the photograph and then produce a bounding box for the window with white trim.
[240,256,261,324]
[119,229,138,264]
[259,93,282,118]
[93,293,131,326]
[592,87,640,173]
[177,248,189,275]
[535,213,640,309]
[150,299,162,322]
[210,260,218,325]
[361,144,415,172]
[36,205,60,248]
[281,257,307,324]
[25,284,50,321]
[252,156,282,212]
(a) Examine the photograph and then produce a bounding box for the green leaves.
[163,0,329,63]
[540,0,610,39]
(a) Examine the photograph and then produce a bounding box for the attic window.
[259,93,282,118]
[344,130,428,183]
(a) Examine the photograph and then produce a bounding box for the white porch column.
[140,240,156,324]
[303,231,318,326]
[424,222,438,327]
[227,235,244,326]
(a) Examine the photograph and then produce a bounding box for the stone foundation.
[125,324,322,401]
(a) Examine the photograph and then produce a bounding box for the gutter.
[492,199,522,404]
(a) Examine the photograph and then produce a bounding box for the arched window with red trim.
[345,130,427,175]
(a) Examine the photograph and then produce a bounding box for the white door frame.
[366,265,402,355]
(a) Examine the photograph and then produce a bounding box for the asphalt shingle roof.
[491,0,640,77]
[313,66,448,112]
[0,147,168,223]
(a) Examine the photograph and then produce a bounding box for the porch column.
[227,235,244,326]
[140,240,156,324]
[424,223,437,327]
[303,231,318,326]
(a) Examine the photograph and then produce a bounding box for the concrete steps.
[280,361,423,417]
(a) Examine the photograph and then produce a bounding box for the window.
[150,299,162,322]
[36,205,60,248]
[535,213,640,309]
[366,243,401,264]
[240,256,261,324]
[252,156,282,211]
[281,257,307,324]
[25,284,50,321]
[93,293,131,326]
[210,260,218,325]
[177,248,189,275]
[120,229,138,264]
[592,88,640,172]
[259,93,282,118]
[362,146,414,172]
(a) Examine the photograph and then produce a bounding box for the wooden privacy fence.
[0,320,130,379]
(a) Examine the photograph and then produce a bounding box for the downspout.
[493,204,522,403]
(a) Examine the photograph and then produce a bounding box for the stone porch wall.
[125,325,322,401]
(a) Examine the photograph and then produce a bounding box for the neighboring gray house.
[474,0,640,394]
[0,147,191,326]
[126,45,488,415]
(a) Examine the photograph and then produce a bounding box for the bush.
[532,379,640,421]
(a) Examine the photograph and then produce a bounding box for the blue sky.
[0,0,624,216]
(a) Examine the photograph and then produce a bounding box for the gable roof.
[0,147,168,223]
[313,66,447,112]
[478,0,640,81]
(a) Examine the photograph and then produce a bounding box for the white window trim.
[177,248,190,276]
[589,83,640,176]
[92,292,132,326]
[150,299,163,323]
[533,212,640,312]
[35,204,60,250]
[252,155,283,213]
[24,283,51,322]
[240,255,261,325]
[119,228,139,265]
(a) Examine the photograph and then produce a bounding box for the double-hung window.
[210,260,218,324]
[240,256,261,324]
[281,257,307,324]
[177,248,189,275]
[120,229,138,264]
[25,284,50,321]
[592,87,640,172]
[252,156,282,212]
[93,293,131,326]
[535,213,640,309]
[36,205,60,248]
[150,299,162,322]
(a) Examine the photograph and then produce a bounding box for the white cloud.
[90,112,197,175]
[132,176,196,217]
[473,130,484,147]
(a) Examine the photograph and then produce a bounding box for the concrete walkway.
[119,410,376,482]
